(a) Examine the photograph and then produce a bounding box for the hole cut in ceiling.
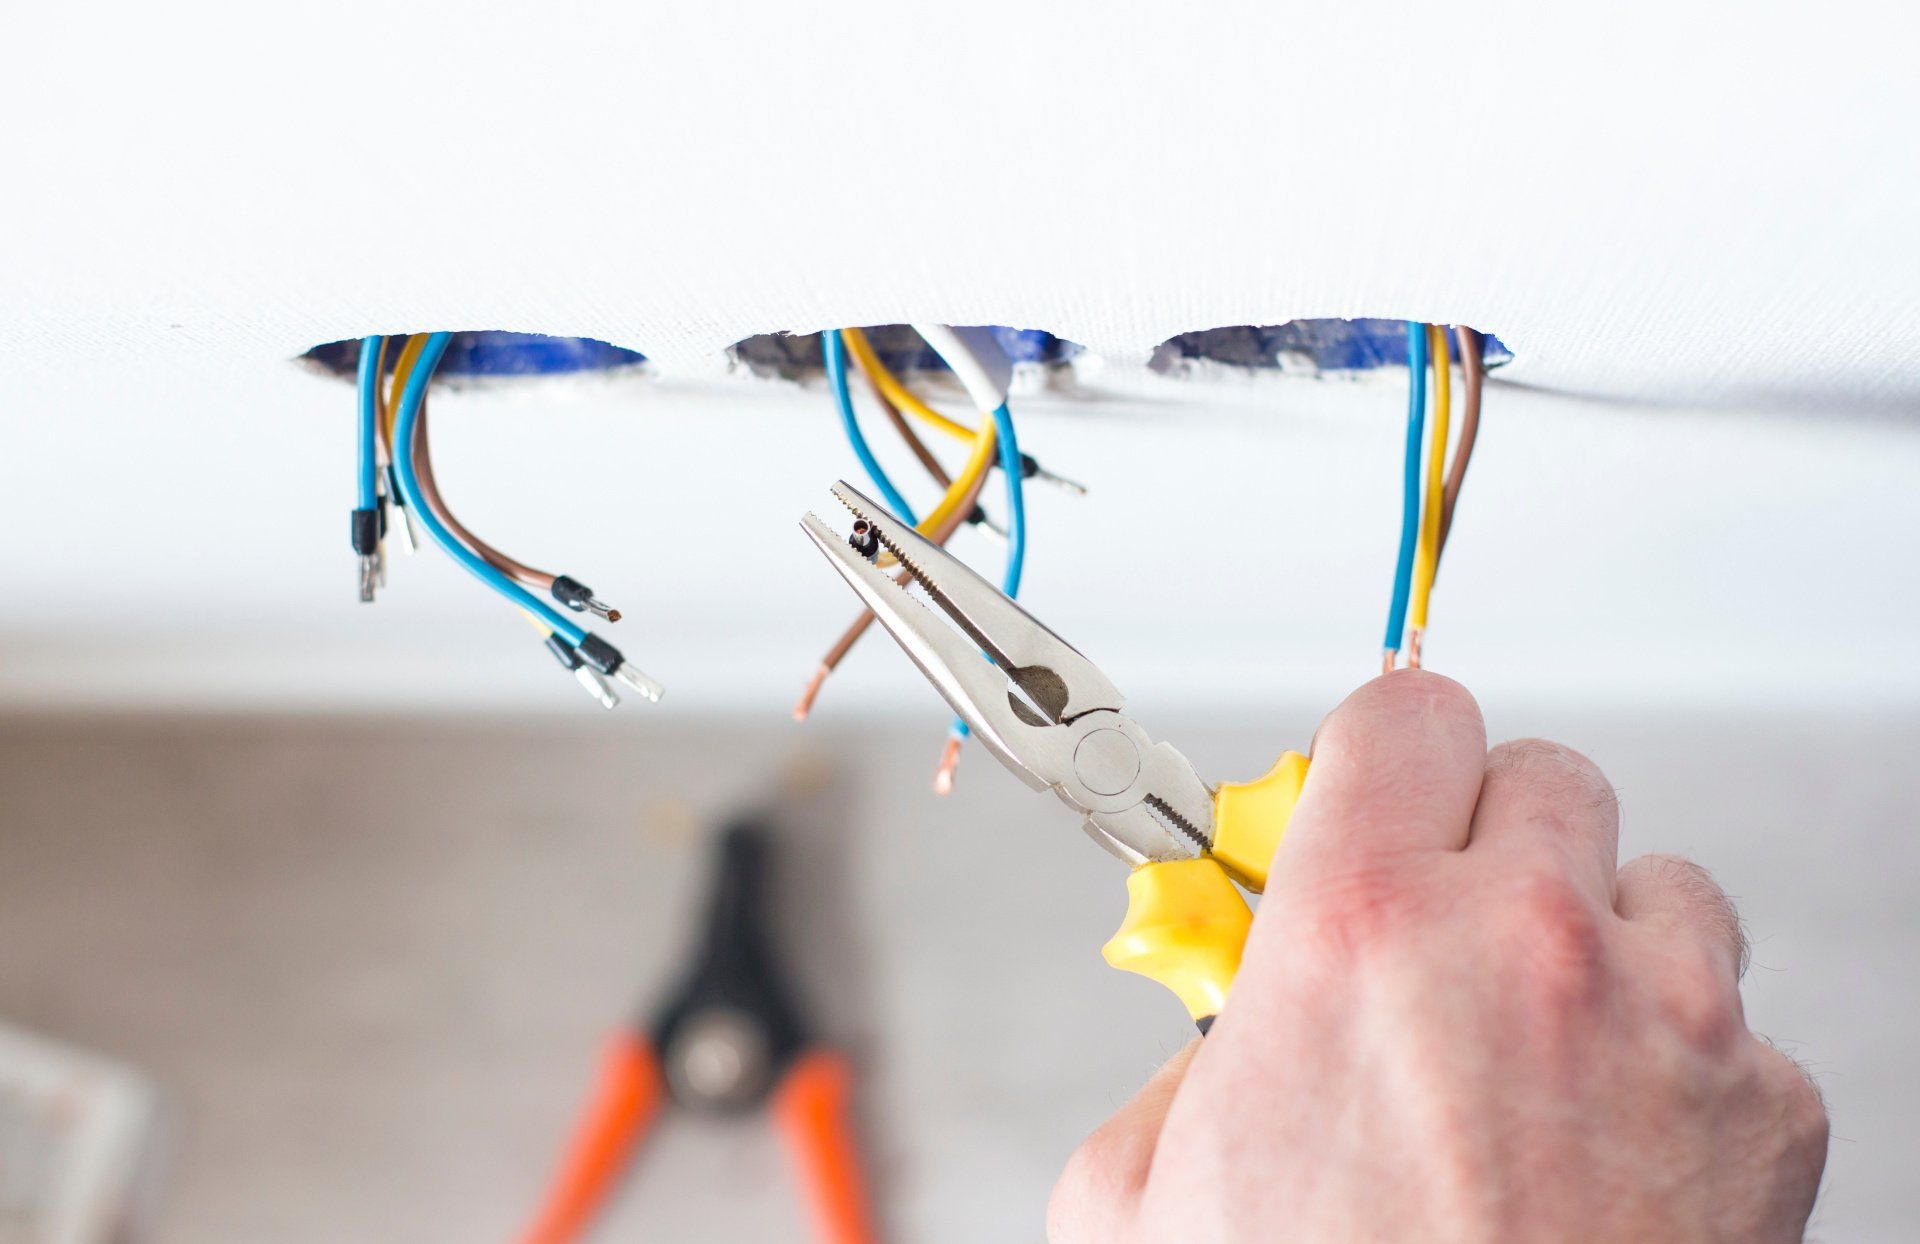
[729,325,1079,382]
[1150,320,1512,377]
[729,319,1510,385]
[301,332,647,382]
[297,320,1510,388]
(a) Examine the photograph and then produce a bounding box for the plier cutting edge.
[802,482,1311,1032]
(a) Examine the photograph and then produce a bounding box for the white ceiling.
[2,2,1917,718]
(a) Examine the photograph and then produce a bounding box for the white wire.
[911,323,1007,413]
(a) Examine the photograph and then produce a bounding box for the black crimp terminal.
[350,508,380,556]
[987,452,1044,479]
[550,575,596,613]
[544,635,583,671]
[576,633,623,677]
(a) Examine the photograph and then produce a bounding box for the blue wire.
[356,336,383,511]
[1383,322,1427,655]
[950,400,1029,743]
[823,329,920,525]
[989,403,1026,597]
[389,332,590,647]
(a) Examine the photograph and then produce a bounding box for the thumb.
[1047,1041,1201,1242]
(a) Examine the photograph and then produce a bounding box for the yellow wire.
[1409,324,1451,633]
[840,328,996,540]
[923,417,997,534]
[841,327,978,444]
[383,335,426,445]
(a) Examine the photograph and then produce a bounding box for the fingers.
[1616,854,1748,979]
[1046,1042,1198,1243]
[1281,670,1488,868]
[1466,740,1621,904]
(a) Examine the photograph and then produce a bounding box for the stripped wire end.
[393,502,420,555]
[1381,648,1398,676]
[383,468,418,555]
[545,635,620,709]
[793,664,829,723]
[932,735,963,796]
[967,507,1008,543]
[1020,454,1087,497]
[373,491,391,587]
[351,507,380,603]
[551,575,621,623]
[1407,629,1425,670]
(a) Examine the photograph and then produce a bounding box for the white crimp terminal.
[357,554,377,603]
[573,666,620,710]
[381,468,418,554]
[392,501,419,554]
[613,663,665,703]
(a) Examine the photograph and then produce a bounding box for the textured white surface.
[1,2,1918,712]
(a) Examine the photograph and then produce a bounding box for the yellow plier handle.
[1100,751,1309,1030]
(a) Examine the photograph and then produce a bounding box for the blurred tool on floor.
[802,482,1308,1032]
[518,821,874,1244]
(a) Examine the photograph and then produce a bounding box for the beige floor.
[1,709,1915,1242]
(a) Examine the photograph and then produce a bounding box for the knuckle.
[1757,1042,1832,1149]
[1640,853,1720,897]
[1650,944,1743,1051]
[1498,870,1609,1009]
[1486,738,1618,814]
[1636,853,1750,977]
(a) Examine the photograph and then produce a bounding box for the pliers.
[518,821,875,1244]
[802,482,1312,1031]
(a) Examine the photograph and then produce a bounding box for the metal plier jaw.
[800,482,1216,868]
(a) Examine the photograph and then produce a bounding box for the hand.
[1048,671,1828,1243]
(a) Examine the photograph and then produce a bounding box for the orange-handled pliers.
[518,822,875,1244]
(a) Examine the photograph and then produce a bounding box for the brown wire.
[1435,326,1483,564]
[793,379,992,720]
[868,372,951,487]
[409,399,556,589]
[373,334,556,590]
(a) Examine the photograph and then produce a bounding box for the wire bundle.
[799,325,1073,792]
[352,333,661,708]
[1382,323,1485,672]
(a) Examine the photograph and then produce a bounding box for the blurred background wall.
[2,707,1914,1242]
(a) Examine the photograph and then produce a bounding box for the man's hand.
[1048,672,1828,1243]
